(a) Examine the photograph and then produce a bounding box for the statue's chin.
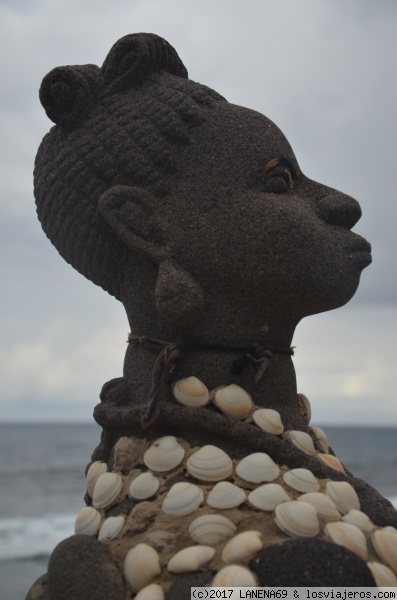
[304,275,364,318]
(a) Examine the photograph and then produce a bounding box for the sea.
[0,424,396,600]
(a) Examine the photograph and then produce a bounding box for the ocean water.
[0,423,396,600]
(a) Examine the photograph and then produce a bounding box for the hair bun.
[39,64,100,128]
[101,33,188,93]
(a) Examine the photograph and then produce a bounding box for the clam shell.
[283,430,316,455]
[207,481,246,509]
[129,472,160,500]
[135,584,164,600]
[252,408,284,435]
[297,492,340,520]
[283,468,320,493]
[92,472,122,509]
[145,530,176,552]
[384,526,397,533]
[86,461,108,496]
[236,453,280,484]
[214,384,253,420]
[186,445,233,482]
[274,501,320,538]
[124,543,161,592]
[222,530,263,563]
[318,453,345,473]
[98,515,125,541]
[342,510,374,532]
[325,481,360,515]
[212,565,257,586]
[172,376,209,407]
[310,426,329,453]
[74,506,101,536]
[297,393,311,424]
[325,521,368,560]
[189,514,237,545]
[367,561,397,587]
[372,529,397,573]
[143,436,185,473]
[162,482,204,516]
[248,483,291,511]
[167,545,215,573]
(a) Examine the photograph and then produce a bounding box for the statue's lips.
[348,236,372,267]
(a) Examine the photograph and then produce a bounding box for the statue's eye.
[262,165,295,194]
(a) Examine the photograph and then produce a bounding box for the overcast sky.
[1,0,396,426]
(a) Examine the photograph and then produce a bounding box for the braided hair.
[34,33,226,299]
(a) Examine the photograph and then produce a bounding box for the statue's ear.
[99,185,207,328]
[98,185,167,263]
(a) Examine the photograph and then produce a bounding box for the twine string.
[127,333,294,430]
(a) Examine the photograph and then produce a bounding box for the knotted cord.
[127,333,294,430]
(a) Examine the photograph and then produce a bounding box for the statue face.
[161,103,371,318]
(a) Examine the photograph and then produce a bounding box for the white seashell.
[236,453,280,484]
[283,468,320,493]
[214,384,253,420]
[310,426,329,453]
[248,483,291,511]
[325,522,368,560]
[212,565,257,586]
[134,584,165,600]
[92,472,122,509]
[187,445,233,482]
[74,506,101,536]
[124,543,161,592]
[274,501,320,538]
[167,545,215,573]
[297,492,340,521]
[372,529,397,573]
[252,408,284,435]
[143,436,185,473]
[317,454,345,473]
[145,530,176,553]
[283,430,316,455]
[129,472,160,500]
[98,515,125,541]
[207,481,246,509]
[172,376,209,407]
[86,461,108,496]
[367,561,397,587]
[297,393,311,424]
[384,526,397,533]
[325,481,360,515]
[222,531,263,563]
[189,514,237,545]
[162,482,204,516]
[342,510,374,532]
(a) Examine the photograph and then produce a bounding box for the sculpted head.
[35,33,371,338]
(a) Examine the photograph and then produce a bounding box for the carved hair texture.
[39,65,101,129]
[101,33,188,93]
[34,33,226,300]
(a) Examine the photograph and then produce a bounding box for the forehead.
[179,103,297,184]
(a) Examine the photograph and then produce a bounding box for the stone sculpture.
[26,33,397,599]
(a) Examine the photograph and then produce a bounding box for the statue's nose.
[315,192,362,229]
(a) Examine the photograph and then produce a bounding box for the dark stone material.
[250,539,376,587]
[46,535,124,600]
[33,32,374,442]
[25,574,49,600]
[30,32,395,597]
[166,571,213,600]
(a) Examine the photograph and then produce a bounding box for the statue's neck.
[122,329,307,434]
[120,282,308,435]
